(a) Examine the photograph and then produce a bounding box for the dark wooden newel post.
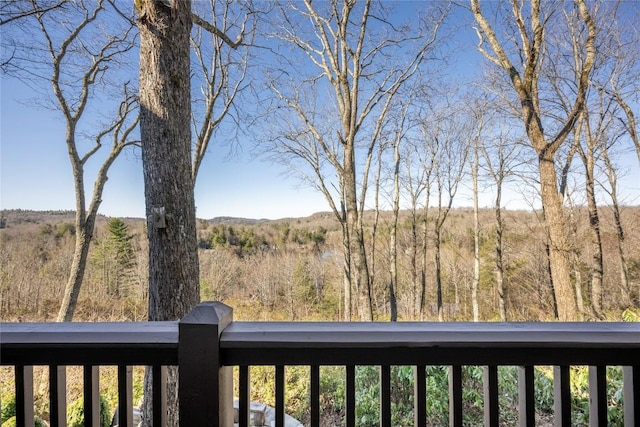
[179,302,234,426]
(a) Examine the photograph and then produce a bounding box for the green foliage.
[306,365,626,426]
[0,394,46,427]
[622,308,639,322]
[90,218,137,297]
[293,257,317,304]
[424,366,449,425]
[1,394,16,422]
[55,222,76,239]
[107,218,135,268]
[67,395,110,427]
[208,225,268,256]
[533,367,554,415]
[566,366,625,426]
[319,366,345,412]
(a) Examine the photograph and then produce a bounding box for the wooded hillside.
[2,207,638,322]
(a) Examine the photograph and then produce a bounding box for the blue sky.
[0,77,328,220]
[1,2,638,220]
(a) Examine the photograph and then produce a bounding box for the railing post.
[624,366,639,427]
[118,365,134,427]
[49,365,66,427]
[588,366,606,427]
[84,365,100,427]
[15,365,34,427]
[449,365,463,427]
[179,301,233,427]
[518,366,535,427]
[554,366,571,427]
[483,366,499,427]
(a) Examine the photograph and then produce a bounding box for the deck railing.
[1,301,639,427]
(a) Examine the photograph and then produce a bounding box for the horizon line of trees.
[1,205,638,322]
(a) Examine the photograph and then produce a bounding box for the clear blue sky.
[0,78,328,220]
[1,2,638,220]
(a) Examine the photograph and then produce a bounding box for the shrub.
[1,416,46,427]
[1,395,16,422]
[0,394,46,427]
[67,395,110,427]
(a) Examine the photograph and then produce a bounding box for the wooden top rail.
[0,321,178,365]
[2,314,640,367]
[220,321,640,366]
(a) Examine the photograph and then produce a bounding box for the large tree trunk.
[471,0,596,321]
[538,155,578,321]
[139,0,199,321]
[138,0,199,425]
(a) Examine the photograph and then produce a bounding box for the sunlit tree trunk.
[138,0,199,425]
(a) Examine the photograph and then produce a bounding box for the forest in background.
[1,206,638,323]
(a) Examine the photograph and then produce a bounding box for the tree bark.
[138,1,199,425]
[57,220,96,321]
[538,154,577,320]
[139,0,199,321]
[435,226,443,322]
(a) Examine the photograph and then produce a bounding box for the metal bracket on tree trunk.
[151,207,167,229]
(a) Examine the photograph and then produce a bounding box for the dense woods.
[1,207,638,322]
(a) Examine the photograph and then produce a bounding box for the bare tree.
[481,125,525,321]
[1,0,139,322]
[420,101,470,321]
[601,145,634,304]
[400,101,436,320]
[467,94,492,322]
[137,0,255,422]
[471,0,597,320]
[137,0,197,424]
[190,0,255,182]
[590,3,640,305]
[387,96,412,321]
[262,0,445,320]
[0,0,64,27]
